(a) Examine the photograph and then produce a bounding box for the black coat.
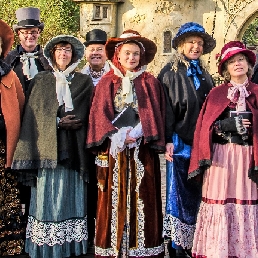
[158,61,214,145]
[4,45,51,93]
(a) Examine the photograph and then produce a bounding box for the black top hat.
[84,29,107,47]
[13,7,44,33]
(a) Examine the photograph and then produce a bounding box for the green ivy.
[0,0,80,47]
[243,18,258,46]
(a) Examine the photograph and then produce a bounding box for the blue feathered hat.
[172,22,216,54]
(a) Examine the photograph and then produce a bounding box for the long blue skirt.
[163,133,201,250]
[25,165,88,258]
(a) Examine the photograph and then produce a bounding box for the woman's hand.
[124,128,136,144]
[58,115,82,130]
[242,118,251,128]
[165,143,174,162]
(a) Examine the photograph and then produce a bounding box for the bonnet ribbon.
[53,61,80,112]
[108,61,146,103]
[227,78,250,112]
[20,52,39,80]
[186,59,202,90]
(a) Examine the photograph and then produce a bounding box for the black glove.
[58,115,82,130]
[219,117,238,132]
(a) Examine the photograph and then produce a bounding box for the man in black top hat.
[81,29,110,249]
[81,28,110,86]
[5,7,50,94]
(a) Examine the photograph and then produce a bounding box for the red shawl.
[1,70,24,167]
[86,70,165,151]
[188,81,258,184]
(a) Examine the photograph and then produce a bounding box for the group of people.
[1,5,258,258]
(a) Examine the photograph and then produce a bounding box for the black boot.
[167,240,177,258]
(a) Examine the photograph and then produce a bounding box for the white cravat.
[108,61,146,103]
[20,52,39,80]
[53,61,80,112]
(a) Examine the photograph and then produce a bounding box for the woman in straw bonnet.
[86,29,165,257]
[189,41,258,257]
[0,19,25,257]
[12,35,94,257]
[158,22,216,257]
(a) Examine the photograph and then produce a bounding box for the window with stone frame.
[163,30,172,53]
[93,4,110,21]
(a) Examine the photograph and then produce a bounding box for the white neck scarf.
[53,60,80,112]
[227,78,250,112]
[20,52,39,80]
[108,61,146,103]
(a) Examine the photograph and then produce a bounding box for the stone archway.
[224,1,258,42]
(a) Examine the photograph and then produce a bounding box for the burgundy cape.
[188,81,258,184]
[86,70,165,151]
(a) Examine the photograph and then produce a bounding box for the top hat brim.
[44,35,85,61]
[218,48,256,76]
[84,40,107,47]
[13,23,44,33]
[0,20,14,58]
[105,36,157,65]
[172,31,216,55]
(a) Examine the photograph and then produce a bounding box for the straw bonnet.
[105,29,157,65]
[13,7,44,33]
[0,20,14,58]
[217,41,256,76]
[172,22,216,55]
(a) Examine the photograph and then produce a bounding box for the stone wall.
[75,0,258,77]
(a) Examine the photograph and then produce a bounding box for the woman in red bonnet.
[0,20,25,256]
[189,41,258,257]
[86,30,165,257]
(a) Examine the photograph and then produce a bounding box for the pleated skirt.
[192,143,258,258]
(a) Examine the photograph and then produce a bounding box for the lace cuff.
[109,127,130,158]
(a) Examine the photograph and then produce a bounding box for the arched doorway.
[224,3,258,42]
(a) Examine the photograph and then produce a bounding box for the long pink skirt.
[192,143,258,258]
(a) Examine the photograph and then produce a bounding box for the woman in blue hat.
[158,22,216,257]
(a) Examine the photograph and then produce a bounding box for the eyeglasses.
[87,47,104,53]
[19,30,39,36]
[55,47,72,53]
